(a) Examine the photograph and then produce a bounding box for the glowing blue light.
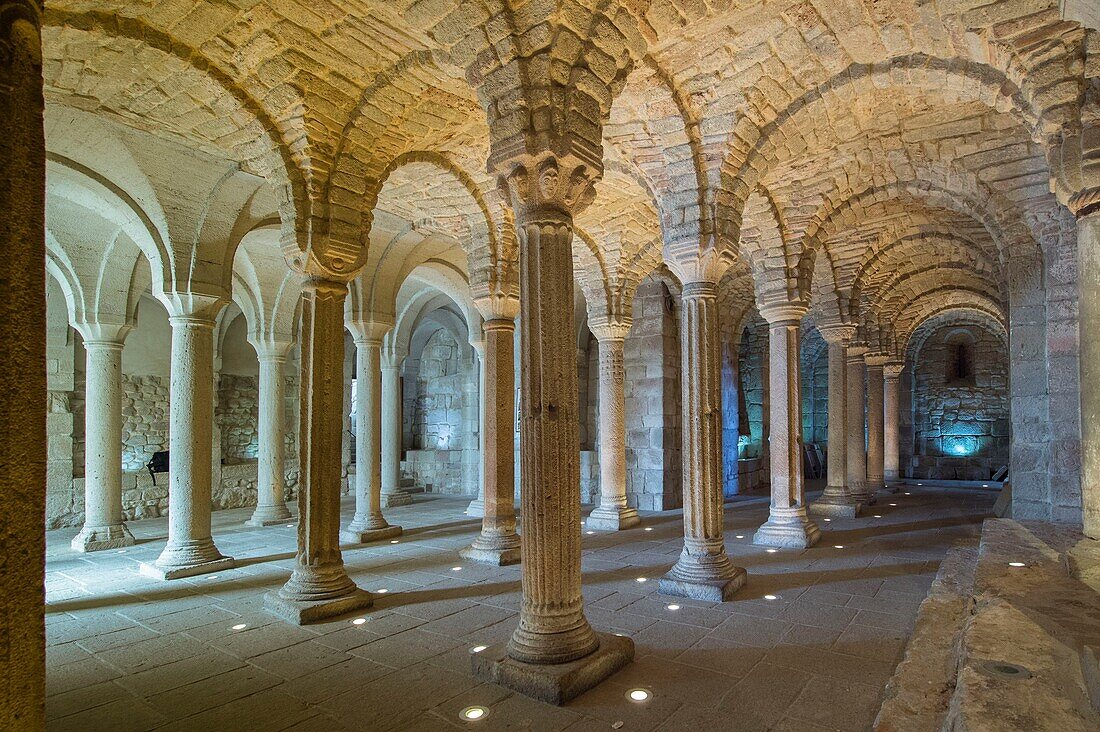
[953,444,967,455]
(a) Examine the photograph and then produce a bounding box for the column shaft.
[1079,212,1100,538]
[754,319,820,547]
[846,355,871,504]
[811,341,860,517]
[266,280,372,623]
[248,352,293,526]
[659,282,746,600]
[884,369,902,483]
[380,361,411,507]
[73,341,135,550]
[587,336,639,530]
[461,319,520,565]
[466,347,488,517]
[146,315,234,578]
[866,363,885,492]
[508,213,597,665]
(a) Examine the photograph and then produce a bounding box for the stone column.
[865,356,886,494]
[587,319,640,531]
[466,341,487,517]
[265,279,373,623]
[846,344,872,505]
[1,9,46,724]
[72,331,136,551]
[461,316,521,565]
[754,305,820,548]
[142,297,235,579]
[1080,208,1100,538]
[660,281,747,599]
[340,323,401,543]
[246,341,294,527]
[472,157,631,705]
[811,325,860,518]
[883,362,904,487]
[380,352,412,507]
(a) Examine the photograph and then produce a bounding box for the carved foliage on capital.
[473,293,520,322]
[588,315,633,343]
[817,323,857,345]
[497,153,598,221]
[1050,123,1100,218]
[883,362,904,380]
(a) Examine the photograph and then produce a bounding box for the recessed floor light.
[118,549,127,554]
[666,604,680,611]
[763,594,778,601]
[636,577,647,583]
[451,566,462,571]
[460,705,489,721]
[834,545,844,549]
[874,515,882,518]
[1008,562,1026,568]
[983,484,990,488]
[626,688,651,703]
[644,527,653,532]
[904,492,911,495]
[766,548,777,553]
[207,575,218,580]
[375,588,389,594]
[352,618,367,625]
[917,484,923,487]
[889,503,897,507]
[286,524,293,528]
[735,535,745,539]
[470,645,487,653]
[231,623,247,631]
[585,531,595,535]
[390,539,399,544]
[823,518,831,522]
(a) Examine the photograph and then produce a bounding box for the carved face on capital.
[537,161,560,201]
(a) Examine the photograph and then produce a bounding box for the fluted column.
[587,319,640,531]
[466,341,487,517]
[754,305,820,548]
[865,355,886,494]
[883,362,903,487]
[142,297,235,579]
[246,342,294,527]
[380,352,412,508]
[341,323,401,543]
[846,344,872,505]
[660,281,747,600]
[811,325,860,518]
[461,316,521,565]
[72,330,136,551]
[265,279,372,623]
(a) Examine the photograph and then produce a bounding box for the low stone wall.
[736,457,767,495]
[402,448,479,495]
[56,460,300,527]
[121,375,170,471]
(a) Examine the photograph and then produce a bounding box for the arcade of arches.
[3,1,1100,729]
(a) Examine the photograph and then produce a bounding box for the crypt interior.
[2,0,1100,730]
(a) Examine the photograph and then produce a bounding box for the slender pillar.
[660,281,747,599]
[461,317,521,565]
[865,356,886,494]
[142,298,235,579]
[811,326,860,518]
[1080,208,1100,538]
[265,279,373,623]
[754,306,820,548]
[341,324,401,543]
[846,345,873,505]
[246,342,294,526]
[883,362,903,487]
[587,320,640,531]
[72,333,136,551]
[1,10,47,724]
[472,158,632,706]
[466,342,487,517]
[380,353,412,508]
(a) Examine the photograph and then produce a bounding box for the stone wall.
[800,327,829,447]
[121,375,170,471]
[906,321,1009,480]
[738,316,770,466]
[217,374,259,462]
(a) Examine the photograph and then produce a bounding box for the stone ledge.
[472,632,634,705]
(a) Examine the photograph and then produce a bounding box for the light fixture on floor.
[766,548,777,554]
[375,588,389,594]
[834,545,844,549]
[460,706,489,721]
[286,524,293,528]
[390,539,399,544]
[585,530,595,535]
[873,514,882,518]
[207,575,218,580]
[351,618,367,626]
[636,577,647,583]
[889,503,897,507]
[231,623,247,631]
[626,688,651,703]
[451,566,462,571]
[735,534,744,539]
[1008,562,1026,568]
[666,604,680,611]
[470,645,487,653]
[763,594,778,601]
[118,549,127,554]
[822,518,831,522]
[644,527,653,532]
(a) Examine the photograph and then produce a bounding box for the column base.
[809,492,861,519]
[264,587,374,625]
[139,555,235,581]
[71,523,136,553]
[585,505,640,531]
[245,505,294,527]
[472,632,633,706]
[339,524,402,545]
[381,490,412,508]
[849,482,877,506]
[465,499,485,518]
[659,548,747,602]
[460,538,521,566]
[754,508,821,549]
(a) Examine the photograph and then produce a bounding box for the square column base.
[459,543,521,566]
[264,588,374,625]
[139,556,235,581]
[71,525,136,553]
[754,517,821,549]
[381,491,413,508]
[585,508,641,532]
[339,524,402,545]
[658,568,747,602]
[246,516,294,528]
[809,499,861,519]
[472,632,634,705]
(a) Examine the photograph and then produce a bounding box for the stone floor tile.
[717,662,811,729]
[46,697,165,732]
[785,674,884,730]
[112,648,246,698]
[247,639,355,679]
[326,662,478,731]
[276,656,394,701]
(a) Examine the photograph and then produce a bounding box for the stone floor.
[44,484,995,731]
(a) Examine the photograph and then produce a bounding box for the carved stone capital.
[759,302,809,328]
[846,342,869,361]
[883,361,904,380]
[588,315,632,342]
[474,294,520,322]
[864,353,893,367]
[1049,126,1100,218]
[345,318,393,345]
[496,153,598,221]
[816,323,856,345]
